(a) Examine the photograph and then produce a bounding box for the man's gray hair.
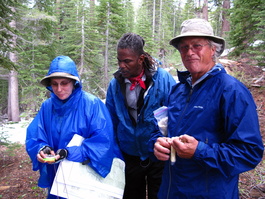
[209,40,223,61]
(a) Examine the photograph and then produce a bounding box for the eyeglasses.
[178,44,210,54]
[50,80,73,87]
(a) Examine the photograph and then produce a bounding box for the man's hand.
[154,137,172,161]
[172,134,198,159]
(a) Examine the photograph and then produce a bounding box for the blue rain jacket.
[26,56,121,189]
[106,67,176,160]
[151,64,264,198]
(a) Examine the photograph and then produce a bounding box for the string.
[53,161,69,199]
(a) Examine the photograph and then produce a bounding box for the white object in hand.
[158,117,168,136]
[170,145,176,165]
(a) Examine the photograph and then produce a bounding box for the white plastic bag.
[154,106,168,136]
[154,106,176,165]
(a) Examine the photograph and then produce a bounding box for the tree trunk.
[8,8,20,122]
[152,0,156,37]
[80,0,85,75]
[222,0,230,37]
[103,2,110,90]
[202,0,208,20]
[8,69,20,122]
[158,0,162,41]
[56,0,60,40]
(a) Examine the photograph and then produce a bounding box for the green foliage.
[15,5,57,112]
[209,5,223,39]
[134,1,153,52]
[0,0,19,70]
[229,0,265,67]
[0,69,9,113]
[250,3,265,67]
[182,0,197,20]
[95,0,130,94]
[134,0,184,66]
[2,0,264,114]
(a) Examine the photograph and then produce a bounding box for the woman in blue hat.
[26,55,122,199]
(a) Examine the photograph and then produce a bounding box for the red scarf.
[128,70,146,91]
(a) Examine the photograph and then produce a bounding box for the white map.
[50,134,125,199]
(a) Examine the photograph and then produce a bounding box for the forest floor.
[0,55,265,199]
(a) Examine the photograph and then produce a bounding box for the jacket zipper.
[166,87,193,199]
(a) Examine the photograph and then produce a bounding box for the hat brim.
[40,72,80,87]
[169,33,225,57]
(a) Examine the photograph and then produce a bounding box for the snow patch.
[1,118,32,144]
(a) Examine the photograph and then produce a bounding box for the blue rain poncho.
[26,56,121,190]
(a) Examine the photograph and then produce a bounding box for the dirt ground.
[0,56,265,199]
[0,144,47,198]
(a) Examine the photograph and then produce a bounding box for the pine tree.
[16,1,58,112]
[229,0,265,68]
[0,0,19,116]
[4,0,264,115]
[96,0,128,94]
[250,3,265,67]
[0,0,19,69]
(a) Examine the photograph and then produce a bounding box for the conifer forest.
[0,0,264,120]
[0,1,265,198]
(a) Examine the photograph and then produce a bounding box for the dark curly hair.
[117,33,156,70]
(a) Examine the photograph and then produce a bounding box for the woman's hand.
[37,149,56,164]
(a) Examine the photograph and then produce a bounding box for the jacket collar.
[177,63,225,86]
[113,64,157,88]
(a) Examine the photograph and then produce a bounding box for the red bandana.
[128,70,146,91]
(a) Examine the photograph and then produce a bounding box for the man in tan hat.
[150,18,264,198]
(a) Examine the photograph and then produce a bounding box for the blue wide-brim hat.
[40,55,80,87]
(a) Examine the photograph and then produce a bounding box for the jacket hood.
[40,56,80,87]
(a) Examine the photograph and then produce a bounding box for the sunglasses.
[178,44,210,54]
[50,79,73,87]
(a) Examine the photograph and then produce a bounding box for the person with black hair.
[106,33,176,199]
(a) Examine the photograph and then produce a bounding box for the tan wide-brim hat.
[40,72,80,87]
[169,18,225,57]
